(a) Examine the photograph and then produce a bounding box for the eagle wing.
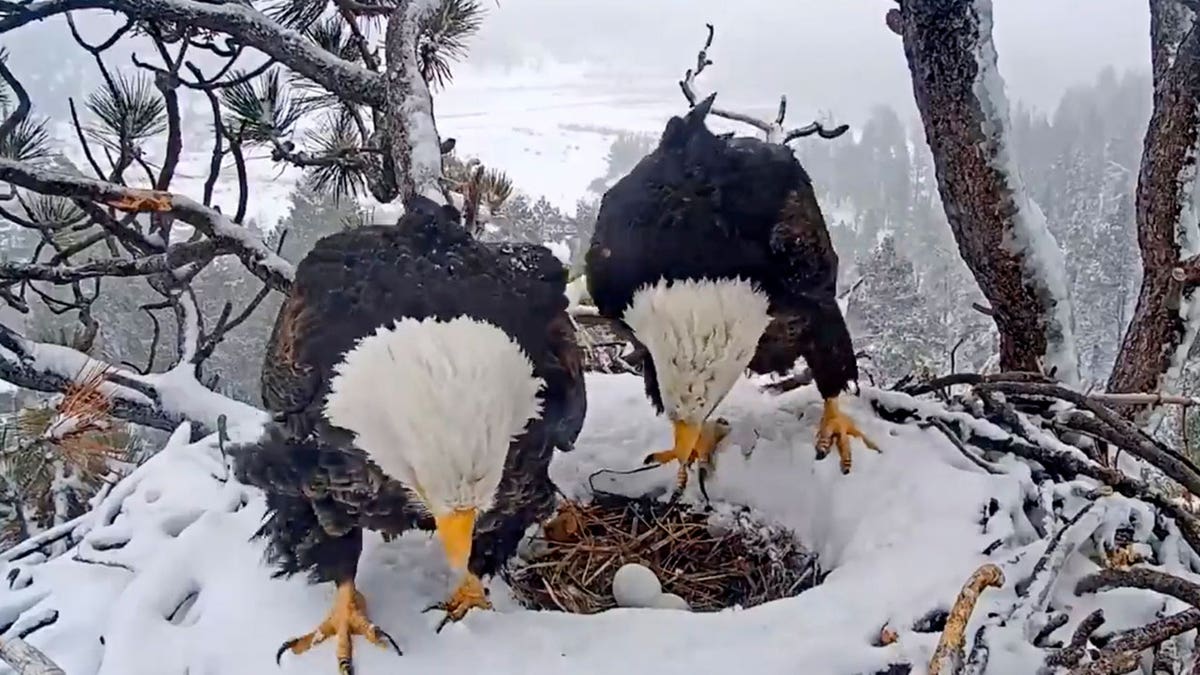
[261,290,321,428]
[749,183,859,397]
[482,241,588,453]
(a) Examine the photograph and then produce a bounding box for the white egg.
[612,563,663,607]
[650,593,691,611]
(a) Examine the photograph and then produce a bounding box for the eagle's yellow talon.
[275,580,400,671]
[432,573,492,632]
[642,419,730,492]
[817,398,878,474]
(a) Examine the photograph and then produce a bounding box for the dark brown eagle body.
[585,100,858,409]
[232,200,587,585]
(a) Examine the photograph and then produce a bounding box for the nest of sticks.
[504,492,821,614]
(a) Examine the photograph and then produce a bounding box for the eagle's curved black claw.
[275,639,297,666]
[375,625,403,655]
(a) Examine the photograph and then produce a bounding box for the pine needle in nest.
[504,493,822,615]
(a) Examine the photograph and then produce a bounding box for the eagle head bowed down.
[585,93,877,490]
[231,198,586,674]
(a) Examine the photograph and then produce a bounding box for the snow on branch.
[0,638,66,675]
[891,0,1079,384]
[677,24,849,145]
[0,0,385,107]
[1108,0,1200,412]
[0,321,265,438]
[0,239,225,283]
[0,159,294,292]
[383,0,450,205]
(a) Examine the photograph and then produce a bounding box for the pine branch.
[0,0,385,106]
[0,158,294,291]
[0,322,262,437]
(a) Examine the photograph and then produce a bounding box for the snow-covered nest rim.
[502,492,822,614]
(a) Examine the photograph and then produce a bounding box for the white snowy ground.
[0,374,1184,675]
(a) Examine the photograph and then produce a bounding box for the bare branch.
[0,53,31,144]
[0,637,66,674]
[678,23,849,145]
[0,239,222,282]
[0,158,294,290]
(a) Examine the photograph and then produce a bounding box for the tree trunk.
[891,0,1080,383]
[1107,0,1200,411]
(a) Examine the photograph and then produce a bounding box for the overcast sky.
[466,0,1151,121]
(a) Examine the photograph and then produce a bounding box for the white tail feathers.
[622,277,771,423]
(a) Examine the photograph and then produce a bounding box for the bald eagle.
[231,199,586,673]
[585,95,876,489]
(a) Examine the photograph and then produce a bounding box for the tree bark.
[383,0,449,206]
[1107,0,1200,409]
[892,0,1080,382]
[0,638,66,675]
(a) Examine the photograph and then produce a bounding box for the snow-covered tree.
[847,235,937,385]
[889,0,1080,383]
[1107,0,1200,414]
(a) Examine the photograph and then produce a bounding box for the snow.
[970,0,1080,385]
[542,239,572,267]
[1163,104,1200,394]
[0,373,1189,675]
[395,0,449,205]
[0,330,264,434]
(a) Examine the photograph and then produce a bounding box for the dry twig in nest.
[928,563,1005,675]
[504,494,819,614]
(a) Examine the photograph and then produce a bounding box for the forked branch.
[678,23,849,145]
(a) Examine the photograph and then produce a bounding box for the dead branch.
[0,51,31,144]
[1067,652,1140,675]
[868,387,1200,558]
[899,372,1200,497]
[1046,609,1107,668]
[928,563,1004,675]
[0,637,66,674]
[1106,608,1200,655]
[677,24,848,145]
[0,240,222,283]
[976,380,1200,497]
[1076,567,1200,607]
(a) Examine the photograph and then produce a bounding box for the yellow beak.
[434,508,477,573]
[671,420,702,462]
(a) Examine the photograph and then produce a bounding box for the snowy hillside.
[37,61,793,230]
[0,373,1183,675]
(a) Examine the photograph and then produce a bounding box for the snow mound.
[0,374,1185,674]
